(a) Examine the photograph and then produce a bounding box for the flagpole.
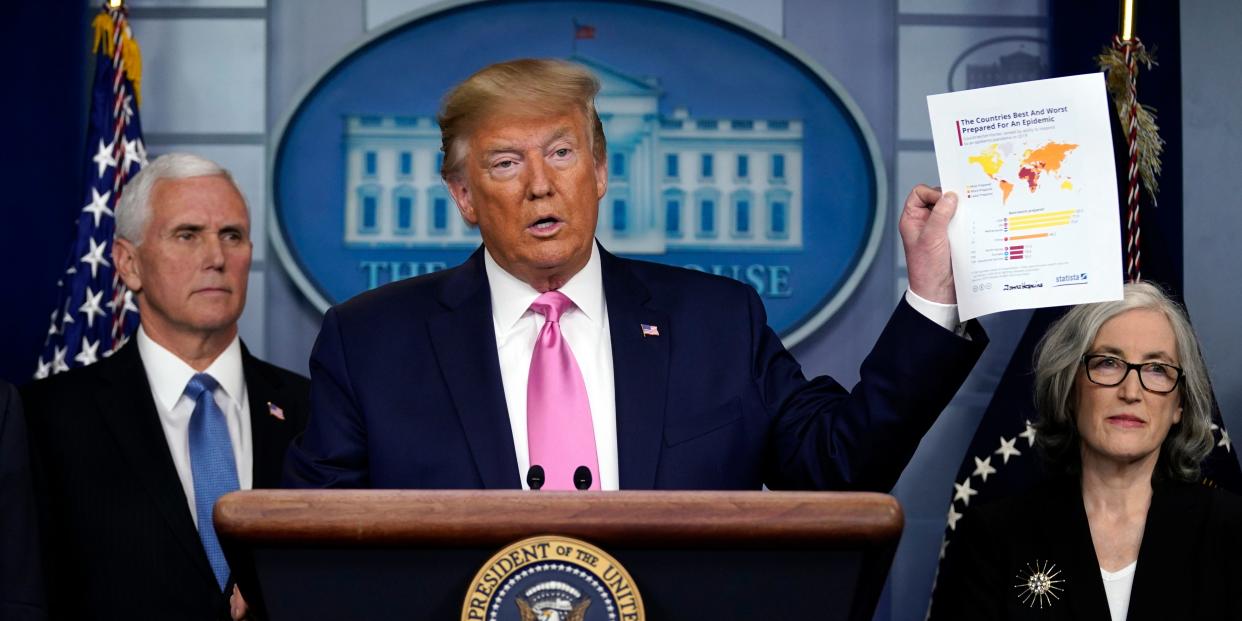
[1119,0,1135,41]
[1097,0,1164,284]
[1117,0,1142,282]
[1096,0,1148,283]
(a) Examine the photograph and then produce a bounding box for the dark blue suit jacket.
[284,245,986,492]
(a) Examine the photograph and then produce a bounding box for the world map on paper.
[967,141,1079,204]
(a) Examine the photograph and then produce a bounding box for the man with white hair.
[22,153,309,620]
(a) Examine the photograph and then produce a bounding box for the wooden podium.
[216,490,903,620]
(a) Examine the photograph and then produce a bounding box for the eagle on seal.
[516,596,591,621]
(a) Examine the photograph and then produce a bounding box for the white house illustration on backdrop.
[342,56,803,253]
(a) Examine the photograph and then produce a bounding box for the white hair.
[115,153,246,244]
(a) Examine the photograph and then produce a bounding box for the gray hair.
[1032,281,1216,481]
[115,153,245,244]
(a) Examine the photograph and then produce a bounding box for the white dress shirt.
[487,244,619,490]
[485,242,963,491]
[137,328,252,525]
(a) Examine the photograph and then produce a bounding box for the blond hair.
[437,58,607,180]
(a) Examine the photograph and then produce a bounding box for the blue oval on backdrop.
[271,0,885,345]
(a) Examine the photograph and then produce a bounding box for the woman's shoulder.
[1155,478,1242,523]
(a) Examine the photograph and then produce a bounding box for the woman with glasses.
[930,282,1242,620]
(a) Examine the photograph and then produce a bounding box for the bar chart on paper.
[973,208,1082,263]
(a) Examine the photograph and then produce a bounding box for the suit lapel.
[427,249,521,489]
[241,345,295,489]
[1127,480,1199,620]
[601,249,669,490]
[1035,480,1111,619]
[94,343,217,585]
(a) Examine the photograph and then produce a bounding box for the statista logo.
[270,0,885,346]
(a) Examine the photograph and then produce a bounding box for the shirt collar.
[483,241,604,332]
[136,326,245,410]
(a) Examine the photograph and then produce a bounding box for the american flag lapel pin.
[640,323,660,337]
[267,401,286,421]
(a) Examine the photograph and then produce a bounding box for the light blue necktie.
[185,373,239,591]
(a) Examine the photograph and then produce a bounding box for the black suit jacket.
[1,381,45,621]
[930,476,1242,620]
[22,341,309,621]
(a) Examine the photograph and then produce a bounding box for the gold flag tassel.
[90,6,144,107]
[1096,42,1164,203]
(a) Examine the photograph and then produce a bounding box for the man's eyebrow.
[479,126,576,160]
[542,126,574,148]
[169,223,204,233]
[482,145,522,159]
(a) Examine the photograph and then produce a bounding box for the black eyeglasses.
[1081,354,1183,394]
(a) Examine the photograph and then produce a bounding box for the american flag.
[640,324,659,337]
[573,20,596,40]
[35,4,145,379]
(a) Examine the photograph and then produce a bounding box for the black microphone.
[573,466,592,490]
[527,465,545,490]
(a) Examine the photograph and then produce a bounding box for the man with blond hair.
[23,153,309,620]
[285,59,986,493]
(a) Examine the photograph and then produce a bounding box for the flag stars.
[74,337,100,366]
[953,478,978,506]
[105,289,140,320]
[80,237,111,278]
[972,456,997,482]
[947,505,964,531]
[47,309,61,337]
[939,538,951,560]
[82,188,114,227]
[995,436,1022,464]
[122,289,139,316]
[51,346,70,374]
[1019,420,1038,447]
[122,137,147,171]
[59,298,75,332]
[1220,428,1233,453]
[92,138,118,178]
[121,94,134,124]
[79,287,106,328]
[34,357,51,380]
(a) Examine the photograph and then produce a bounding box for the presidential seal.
[462,535,644,621]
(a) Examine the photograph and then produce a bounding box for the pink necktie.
[527,290,600,490]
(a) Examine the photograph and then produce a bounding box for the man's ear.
[113,237,143,293]
[594,154,608,200]
[445,176,477,225]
